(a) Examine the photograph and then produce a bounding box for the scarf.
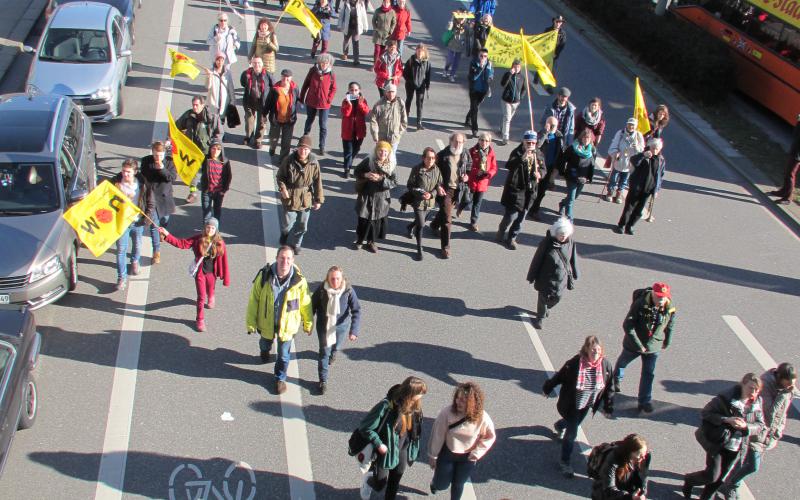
[478,147,489,172]
[582,106,602,127]
[323,281,346,347]
[382,51,399,78]
[576,355,605,392]
[572,140,594,159]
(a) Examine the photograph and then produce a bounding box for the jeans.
[303,107,330,150]
[560,180,585,220]
[342,137,364,174]
[607,169,630,193]
[431,188,455,250]
[613,347,660,405]
[725,447,762,493]
[148,211,170,252]
[201,191,224,224]
[466,91,487,133]
[279,207,311,248]
[431,444,477,500]
[396,39,405,57]
[343,33,360,61]
[684,449,739,500]
[445,50,461,75]
[194,269,216,321]
[498,203,530,241]
[317,319,350,382]
[244,105,266,142]
[459,190,485,225]
[501,101,520,141]
[555,406,591,463]
[259,335,293,381]
[269,121,295,159]
[618,192,650,230]
[404,83,425,125]
[116,223,144,280]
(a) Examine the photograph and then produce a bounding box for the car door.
[111,16,130,81]
[0,342,18,463]
[63,106,91,196]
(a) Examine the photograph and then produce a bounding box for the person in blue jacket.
[470,0,497,17]
[465,48,494,137]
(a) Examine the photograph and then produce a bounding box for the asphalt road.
[0,1,798,499]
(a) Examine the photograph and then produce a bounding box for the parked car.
[46,0,136,43]
[0,308,41,475]
[25,1,133,122]
[0,92,96,310]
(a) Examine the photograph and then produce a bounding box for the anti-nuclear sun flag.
[284,0,323,38]
[484,27,558,87]
[167,109,205,186]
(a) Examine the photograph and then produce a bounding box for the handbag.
[188,241,214,278]
[225,104,241,128]
[349,399,392,473]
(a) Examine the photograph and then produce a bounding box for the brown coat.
[277,152,325,211]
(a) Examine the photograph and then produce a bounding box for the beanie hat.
[205,217,219,229]
[558,87,571,97]
[297,135,312,149]
[523,130,537,141]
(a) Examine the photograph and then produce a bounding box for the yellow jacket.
[246,264,313,341]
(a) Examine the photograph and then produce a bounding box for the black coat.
[175,107,222,154]
[543,354,614,419]
[537,129,565,170]
[139,154,176,217]
[695,385,765,457]
[591,449,650,500]
[500,70,526,104]
[265,83,301,125]
[402,55,431,90]
[240,68,273,110]
[501,144,543,211]
[527,230,578,297]
[627,152,665,197]
[559,144,595,183]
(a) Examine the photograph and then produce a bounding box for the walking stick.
[520,29,535,132]
[645,194,656,222]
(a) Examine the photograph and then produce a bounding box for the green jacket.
[622,291,676,353]
[358,386,422,470]
[246,264,313,342]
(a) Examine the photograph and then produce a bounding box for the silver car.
[25,1,133,122]
[0,93,97,309]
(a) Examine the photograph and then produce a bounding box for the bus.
[671,0,800,124]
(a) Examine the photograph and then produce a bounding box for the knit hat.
[652,282,671,299]
[205,217,219,229]
[209,138,222,147]
[550,217,574,239]
[558,87,571,97]
[523,130,537,141]
[375,140,393,153]
[297,135,312,149]
[280,68,293,77]
[214,51,225,60]
[626,117,638,126]
[383,82,397,92]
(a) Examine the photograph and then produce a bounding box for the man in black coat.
[616,138,665,235]
[430,132,471,258]
[526,217,578,329]
[497,130,542,249]
[240,56,274,149]
[140,141,177,264]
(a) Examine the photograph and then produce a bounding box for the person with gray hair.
[526,217,578,329]
[616,137,665,235]
[430,132,471,258]
[300,53,338,154]
[460,131,497,231]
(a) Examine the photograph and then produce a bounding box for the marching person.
[458,132,497,232]
[613,282,676,414]
[615,137,665,235]
[339,0,370,66]
[768,115,800,205]
[526,217,577,329]
[175,96,222,203]
[368,83,408,158]
[390,0,412,56]
[465,48,494,138]
[591,434,651,500]
[604,118,645,204]
[113,159,154,291]
[200,139,232,225]
[575,97,606,147]
[240,56,273,149]
[310,0,334,58]
[265,69,301,160]
[428,382,497,500]
[341,81,370,179]
[372,0,397,63]
[158,218,229,332]
[442,13,468,83]
[430,133,471,258]
[357,376,427,500]
[405,147,445,261]
[683,373,765,500]
[205,52,235,133]
[529,116,565,220]
[499,58,527,145]
[300,53,337,155]
[540,86,576,145]
[276,135,325,254]
[354,141,397,253]
[645,103,670,140]
[470,0,498,17]
[249,18,279,77]
[206,12,240,68]
[544,15,566,68]
[374,40,403,98]
[544,336,614,478]
[246,246,313,395]
[557,129,596,221]
[471,13,492,56]
[311,266,361,395]
[402,43,431,130]
[140,141,176,265]
[496,130,543,249]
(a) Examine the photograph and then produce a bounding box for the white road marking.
[94,1,185,499]
[435,138,446,151]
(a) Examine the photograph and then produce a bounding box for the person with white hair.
[615,137,665,235]
[206,12,240,68]
[526,217,578,329]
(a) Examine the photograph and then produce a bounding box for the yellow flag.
[284,0,322,38]
[527,30,558,70]
[484,27,556,87]
[634,77,651,135]
[167,109,205,186]
[169,49,200,80]
[521,31,556,88]
[62,181,144,257]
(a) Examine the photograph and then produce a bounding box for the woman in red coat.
[373,40,403,98]
[158,217,230,332]
[300,53,338,154]
[457,132,497,232]
[340,81,370,179]
[390,0,412,56]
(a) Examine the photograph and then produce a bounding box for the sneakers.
[196,319,206,332]
[116,278,127,291]
[448,75,456,83]
[353,240,363,250]
[559,461,575,479]
[602,194,612,202]
[624,226,634,235]
[130,261,140,276]
[152,251,160,264]
[276,380,287,394]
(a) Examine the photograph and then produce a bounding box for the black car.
[0,308,41,475]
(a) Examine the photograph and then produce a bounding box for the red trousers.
[195,270,216,321]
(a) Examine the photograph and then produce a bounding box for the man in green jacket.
[612,282,676,414]
[276,135,325,254]
[246,246,313,394]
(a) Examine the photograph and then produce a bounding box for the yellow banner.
[452,11,475,19]
[169,49,200,80]
[484,27,556,87]
[748,0,800,31]
[634,77,651,136]
[167,109,205,186]
[285,0,322,38]
[62,181,144,257]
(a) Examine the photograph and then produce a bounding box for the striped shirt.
[575,366,601,410]
[207,159,224,192]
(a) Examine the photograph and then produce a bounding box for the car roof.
[0,308,32,343]
[0,94,66,154]
[50,2,116,30]
[56,0,132,17]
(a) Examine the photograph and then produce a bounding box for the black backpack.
[348,399,392,457]
[587,442,618,480]
[631,287,651,303]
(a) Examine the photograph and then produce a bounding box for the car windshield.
[0,163,60,215]
[39,28,110,63]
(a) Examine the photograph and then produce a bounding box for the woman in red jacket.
[340,81,370,179]
[457,132,497,232]
[373,40,403,98]
[158,218,230,332]
[391,0,412,57]
[300,53,338,154]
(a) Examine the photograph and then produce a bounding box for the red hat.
[652,282,671,299]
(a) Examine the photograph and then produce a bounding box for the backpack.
[631,287,651,304]
[587,442,618,480]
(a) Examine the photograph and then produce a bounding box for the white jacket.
[338,0,372,36]
[607,129,644,172]
[206,25,241,66]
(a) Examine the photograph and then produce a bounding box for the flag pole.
[520,29,535,132]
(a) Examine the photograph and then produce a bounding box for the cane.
[645,194,656,222]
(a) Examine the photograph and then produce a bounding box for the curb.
[537,0,800,233]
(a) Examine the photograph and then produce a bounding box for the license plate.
[0,295,8,304]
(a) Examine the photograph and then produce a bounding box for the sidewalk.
[540,0,800,231]
[0,0,47,85]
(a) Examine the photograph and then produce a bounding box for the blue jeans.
[303,107,330,150]
[560,180,585,220]
[445,50,461,75]
[279,207,311,248]
[555,406,591,463]
[316,318,350,382]
[607,169,630,192]
[726,447,762,492]
[201,191,224,224]
[431,444,477,500]
[116,224,144,280]
[259,336,293,382]
[396,39,405,57]
[613,348,660,405]
[498,204,530,241]
[459,190,485,225]
[148,211,170,252]
[342,137,363,174]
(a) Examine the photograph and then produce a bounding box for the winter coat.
[207,25,240,65]
[248,32,279,74]
[540,100,576,145]
[368,97,408,144]
[372,5,397,45]
[606,129,645,172]
[406,163,442,211]
[300,66,337,110]
[354,156,397,220]
[537,129,566,170]
[591,449,650,500]
[246,264,313,342]
[472,22,491,54]
[265,81,301,125]
[627,152,666,197]
[622,290,676,354]
[501,144,544,211]
[402,55,431,90]
[199,155,232,194]
[240,68,273,110]
[436,146,471,191]
[276,151,325,211]
[446,21,467,53]
[206,68,235,116]
[468,59,494,94]
[311,3,333,41]
[163,234,230,286]
[339,1,370,36]
[695,385,765,457]
[341,95,370,141]
[543,354,614,419]
[139,154,176,217]
[175,107,222,154]
[374,52,403,90]
[527,230,578,297]
[391,6,412,40]
[311,281,362,337]
[575,113,607,145]
[467,145,497,192]
[500,70,526,104]
[357,384,423,470]
[559,143,596,183]
[751,368,794,452]
[112,173,155,225]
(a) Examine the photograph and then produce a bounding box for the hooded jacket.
[300,65,337,110]
[246,263,313,342]
[527,230,578,297]
[622,290,676,353]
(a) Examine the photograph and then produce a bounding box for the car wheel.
[115,87,124,118]
[67,247,78,292]
[18,376,38,430]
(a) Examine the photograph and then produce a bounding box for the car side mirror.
[22,45,34,54]
[119,49,132,58]
[69,188,89,203]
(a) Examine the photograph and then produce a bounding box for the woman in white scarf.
[311,266,362,395]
